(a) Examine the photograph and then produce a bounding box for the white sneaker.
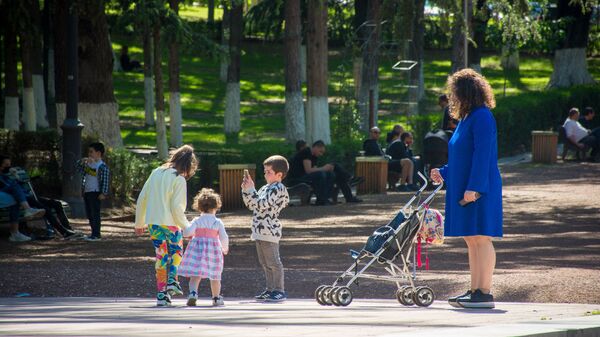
[212,296,224,307]
[24,208,45,219]
[9,232,31,242]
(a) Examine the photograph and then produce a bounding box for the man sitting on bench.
[564,107,600,162]
[287,140,362,206]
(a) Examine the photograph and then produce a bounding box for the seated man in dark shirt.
[363,127,385,156]
[579,107,596,130]
[386,124,405,144]
[386,131,418,191]
[287,140,362,205]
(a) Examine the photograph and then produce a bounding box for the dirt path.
[2,162,599,304]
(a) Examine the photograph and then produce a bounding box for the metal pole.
[61,0,85,217]
[368,89,375,129]
[464,0,468,69]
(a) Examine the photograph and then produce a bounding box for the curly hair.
[446,68,496,120]
[193,188,222,213]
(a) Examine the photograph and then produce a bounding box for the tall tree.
[467,0,490,72]
[306,0,330,144]
[3,9,20,130]
[411,0,426,102]
[353,0,367,99]
[357,0,382,130]
[43,0,58,128]
[143,26,155,126]
[220,5,230,82]
[547,0,595,88]
[224,0,243,136]
[168,0,183,147]
[20,7,37,131]
[53,0,122,146]
[450,0,472,73]
[153,21,169,160]
[208,0,216,24]
[29,0,50,128]
[284,0,306,142]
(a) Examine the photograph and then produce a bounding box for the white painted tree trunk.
[23,87,37,131]
[306,96,330,144]
[4,97,20,130]
[284,91,305,142]
[300,44,307,83]
[220,58,229,82]
[56,102,124,148]
[33,74,49,128]
[353,57,362,99]
[169,91,183,147]
[155,108,169,160]
[501,45,519,71]
[224,82,241,134]
[547,48,595,88]
[416,59,425,102]
[144,76,155,126]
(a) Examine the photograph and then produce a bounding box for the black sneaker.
[346,197,363,203]
[254,290,271,301]
[456,289,495,309]
[157,291,172,307]
[448,290,472,308]
[265,290,287,302]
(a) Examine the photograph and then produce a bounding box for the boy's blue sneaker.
[254,290,271,301]
[266,290,287,302]
[157,291,172,307]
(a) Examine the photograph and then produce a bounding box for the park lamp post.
[61,0,85,217]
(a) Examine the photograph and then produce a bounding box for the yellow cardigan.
[135,167,190,230]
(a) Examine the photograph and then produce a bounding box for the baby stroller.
[314,172,443,307]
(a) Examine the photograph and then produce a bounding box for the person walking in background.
[178,188,229,307]
[439,94,458,132]
[76,142,110,242]
[135,145,198,307]
[430,69,503,309]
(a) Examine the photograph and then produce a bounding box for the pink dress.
[178,215,229,280]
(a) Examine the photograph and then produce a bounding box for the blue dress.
[439,106,503,237]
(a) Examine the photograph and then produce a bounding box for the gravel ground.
[1,161,599,304]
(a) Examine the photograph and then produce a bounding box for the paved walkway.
[1,297,599,336]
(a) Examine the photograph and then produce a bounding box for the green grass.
[112,35,600,155]
[179,4,223,22]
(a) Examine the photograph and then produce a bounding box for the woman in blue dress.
[431,69,502,309]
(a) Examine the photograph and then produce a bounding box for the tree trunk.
[220,6,230,83]
[143,28,155,126]
[358,0,381,130]
[354,0,367,100]
[547,0,595,88]
[450,0,471,74]
[29,0,49,128]
[55,0,123,147]
[411,0,425,102]
[284,0,306,142]
[4,28,20,130]
[21,28,37,131]
[224,1,243,135]
[468,0,488,72]
[169,0,183,147]
[501,43,519,71]
[43,0,57,128]
[300,44,307,83]
[54,0,67,108]
[208,0,215,24]
[306,0,330,144]
[153,23,169,160]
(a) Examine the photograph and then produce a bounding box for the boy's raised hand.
[241,175,255,191]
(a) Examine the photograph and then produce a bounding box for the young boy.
[242,155,290,302]
[76,142,110,241]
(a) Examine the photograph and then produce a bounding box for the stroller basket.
[315,172,444,307]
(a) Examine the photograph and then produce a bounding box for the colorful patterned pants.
[148,224,183,292]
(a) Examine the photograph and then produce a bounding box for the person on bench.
[0,192,30,242]
[386,131,418,191]
[288,140,362,206]
[362,126,403,175]
[386,124,405,145]
[579,107,596,130]
[563,107,600,162]
[1,156,78,239]
[0,156,45,221]
[401,132,425,187]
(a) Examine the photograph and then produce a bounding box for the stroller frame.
[315,172,444,307]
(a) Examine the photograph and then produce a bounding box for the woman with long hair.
[431,69,503,309]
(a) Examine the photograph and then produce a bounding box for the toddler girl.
[178,188,229,306]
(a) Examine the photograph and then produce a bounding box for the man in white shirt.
[563,107,600,161]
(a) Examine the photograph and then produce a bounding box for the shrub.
[104,148,161,205]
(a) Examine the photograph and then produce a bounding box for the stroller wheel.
[321,286,334,306]
[330,287,342,306]
[333,286,353,307]
[315,285,327,305]
[413,286,435,307]
[396,286,415,306]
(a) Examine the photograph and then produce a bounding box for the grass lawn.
[113,30,600,155]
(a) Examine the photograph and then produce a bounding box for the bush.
[494,85,600,156]
[104,148,161,205]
